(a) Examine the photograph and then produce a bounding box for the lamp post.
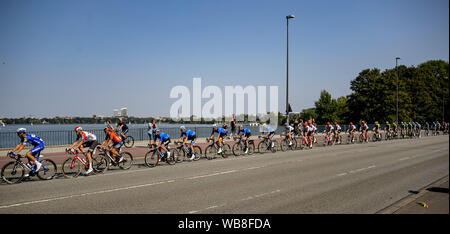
[286,14,295,124]
[396,57,401,124]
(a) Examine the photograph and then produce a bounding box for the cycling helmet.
[238,124,243,128]
[16,128,26,134]
[386,122,389,124]
[303,123,307,127]
[155,128,160,132]
[327,122,330,126]
[180,126,186,130]
[349,122,353,125]
[75,126,82,132]
[334,122,338,125]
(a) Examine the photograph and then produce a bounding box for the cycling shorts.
[29,144,45,157]
[82,140,98,153]
[113,141,124,150]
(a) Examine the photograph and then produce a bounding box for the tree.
[315,90,338,124]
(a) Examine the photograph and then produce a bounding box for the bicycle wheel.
[166,150,176,165]
[124,136,135,148]
[280,139,288,152]
[175,148,184,163]
[118,152,133,170]
[221,144,231,158]
[232,142,243,156]
[1,161,25,184]
[62,157,82,178]
[92,154,108,173]
[247,142,255,155]
[258,141,269,154]
[144,150,159,167]
[37,159,57,180]
[205,145,217,160]
[193,146,202,161]
[271,141,278,153]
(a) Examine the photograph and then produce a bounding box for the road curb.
[376,175,449,214]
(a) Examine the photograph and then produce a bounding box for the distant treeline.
[289,60,449,125]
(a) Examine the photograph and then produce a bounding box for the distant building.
[121,108,127,117]
[113,109,119,117]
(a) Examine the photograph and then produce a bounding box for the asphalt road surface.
[0,135,448,214]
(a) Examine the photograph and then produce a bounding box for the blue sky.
[0,0,448,118]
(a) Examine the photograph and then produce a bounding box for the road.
[0,135,448,214]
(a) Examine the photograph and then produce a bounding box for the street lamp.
[286,14,295,124]
[396,57,401,124]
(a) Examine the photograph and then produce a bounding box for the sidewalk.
[379,176,449,214]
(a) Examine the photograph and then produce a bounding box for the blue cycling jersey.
[181,129,196,138]
[21,134,44,147]
[238,127,251,135]
[159,133,170,142]
[212,128,227,135]
[266,126,274,133]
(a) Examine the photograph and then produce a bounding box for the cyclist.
[348,122,357,142]
[178,126,196,160]
[9,128,44,173]
[115,118,129,141]
[392,122,398,137]
[67,126,98,174]
[283,123,295,146]
[99,127,124,163]
[415,122,421,137]
[373,121,381,139]
[209,124,227,154]
[304,123,314,147]
[360,121,369,142]
[309,120,318,144]
[333,122,342,144]
[153,128,172,160]
[325,122,334,143]
[260,123,275,148]
[235,125,251,154]
[385,122,391,139]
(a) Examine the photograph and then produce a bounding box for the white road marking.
[0,180,175,209]
[186,170,238,180]
[188,189,281,214]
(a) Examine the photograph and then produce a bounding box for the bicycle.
[173,141,202,162]
[298,134,313,149]
[1,153,57,184]
[116,130,135,148]
[279,133,297,151]
[257,135,277,154]
[204,138,231,160]
[323,132,335,146]
[97,147,133,170]
[359,131,369,143]
[61,148,108,178]
[372,131,382,142]
[232,136,255,156]
[347,131,356,144]
[384,130,393,141]
[144,144,176,167]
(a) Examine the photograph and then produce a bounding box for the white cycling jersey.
[77,131,97,142]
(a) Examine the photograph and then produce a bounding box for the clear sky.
[0,0,448,118]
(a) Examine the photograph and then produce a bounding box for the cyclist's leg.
[28,145,44,171]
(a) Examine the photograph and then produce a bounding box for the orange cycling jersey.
[107,132,122,144]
